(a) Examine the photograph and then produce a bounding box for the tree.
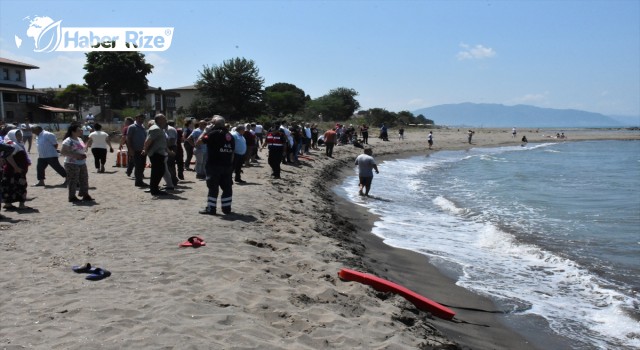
[188,95,218,119]
[304,87,360,121]
[364,108,397,127]
[83,51,154,109]
[196,57,264,120]
[54,84,91,112]
[396,110,415,125]
[263,83,306,117]
[416,114,434,125]
[327,87,360,120]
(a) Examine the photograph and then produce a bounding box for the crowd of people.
[0,117,438,220]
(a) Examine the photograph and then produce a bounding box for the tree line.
[45,51,434,127]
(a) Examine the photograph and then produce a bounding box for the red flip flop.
[179,236,206,248]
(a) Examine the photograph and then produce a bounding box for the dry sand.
[1,127,638,349]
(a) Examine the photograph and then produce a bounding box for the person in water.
[355,148,379,196]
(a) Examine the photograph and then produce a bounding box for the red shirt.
[324,129,337,143]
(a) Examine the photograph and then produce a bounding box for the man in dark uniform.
[261,124,287,179]
[198,115,234,215]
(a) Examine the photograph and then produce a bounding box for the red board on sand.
[338,268,456,320]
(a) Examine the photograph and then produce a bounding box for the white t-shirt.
[355,154,376,177]
[88,130,109,149]
[82,125,92,136]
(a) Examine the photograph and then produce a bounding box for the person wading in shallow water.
[355,147,379,197]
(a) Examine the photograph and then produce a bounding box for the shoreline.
[1,128,638,349]
[323,129,640,349]
[329,171,541,349]
[323,139,541,349]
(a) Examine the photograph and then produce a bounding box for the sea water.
[336,139,640,350]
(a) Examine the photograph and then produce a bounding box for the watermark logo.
[15,16,174,52]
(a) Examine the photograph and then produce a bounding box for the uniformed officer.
[261,124,287,179]
[198,115,235,215]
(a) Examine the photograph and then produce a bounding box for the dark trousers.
[325,142,335,157]
[167,146,178,185]
[36,157,67,181]
[205,164,233,211]
[133,150,147,184]
[91,148,107,169]
[268,148,283,177]
[149,153,165,192]
[233,153,244,180]
[126,152,135,175]
[303,138,310,153]
[184,143,194,169]
[362,132,368,144]
[175,144,184,177]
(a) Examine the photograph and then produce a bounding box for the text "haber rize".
[64,30,166,48]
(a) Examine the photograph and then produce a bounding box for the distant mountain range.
[412,103,638,128]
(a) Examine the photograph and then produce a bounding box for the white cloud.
[456,43,496,60]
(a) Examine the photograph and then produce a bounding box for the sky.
[0,0,638,117]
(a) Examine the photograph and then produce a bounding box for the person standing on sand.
[512,127,517,138]
[165,120,179,187]
[85,123,113,173]
[0,142,22,219]
[119,117,134,176]
[198,116,235,215]
[262,124,287,179]
[324,127,337,157]
[142,115,172,196]
[20,120,33,153]
[32,125,67,187]
[379,123,389,141]
[2,129,30,210]
[468,130,474,144]
[230,124,247,183]
[127,114,148,187]
[168,120,184,181]
[187,120,207,180]
[360,124,369,144]
[81,122,92,142]
[182,119,194,171]
[60,124,93,203]
[355,148,379,196]
[427,131,433,150]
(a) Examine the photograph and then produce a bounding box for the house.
[33,85,180,122]
[80,86,180,121]
[144,86,179,119]
[0,57,46,123]
[166,84,198,113]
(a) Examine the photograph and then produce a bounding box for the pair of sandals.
[179,236,206,248]
[72,263,111,281]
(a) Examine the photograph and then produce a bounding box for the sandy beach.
[1,127,638,349]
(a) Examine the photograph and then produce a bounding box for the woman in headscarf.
[2,129,30,210]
